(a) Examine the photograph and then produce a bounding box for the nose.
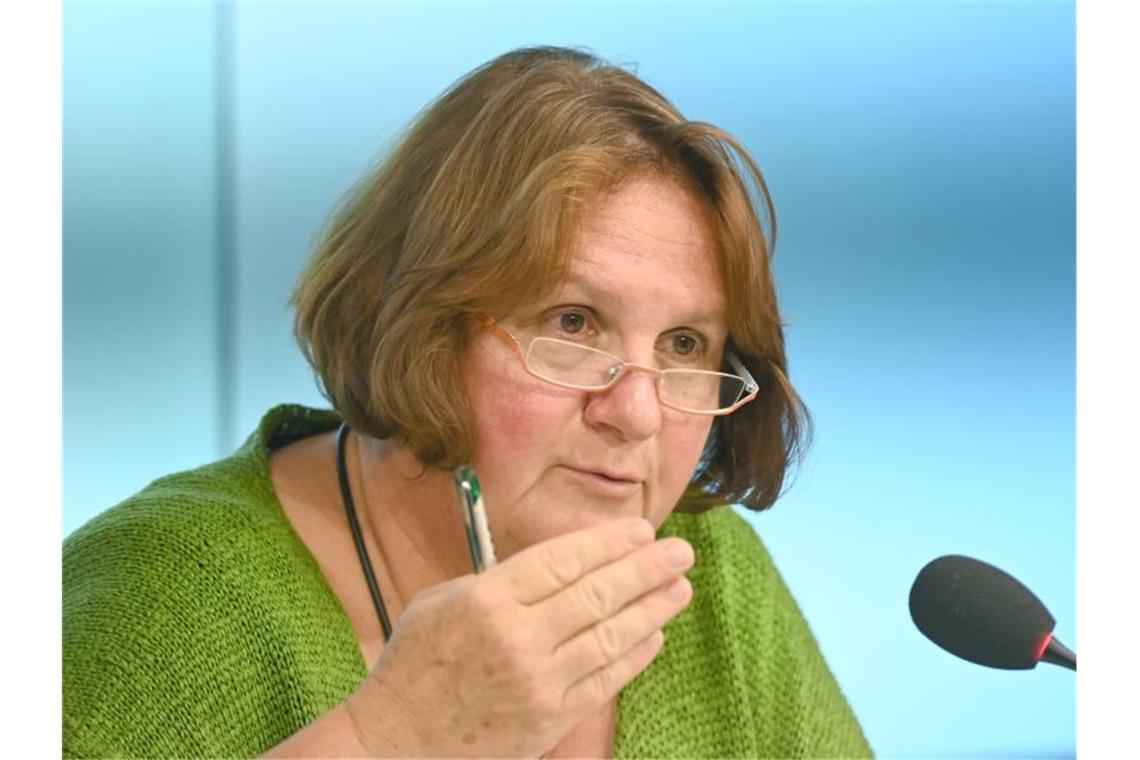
[582,365,663,442]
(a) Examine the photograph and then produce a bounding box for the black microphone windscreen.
[909,554,1055,670]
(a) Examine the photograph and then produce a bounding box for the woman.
[63,47,871,758]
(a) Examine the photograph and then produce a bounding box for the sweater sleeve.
[62,464,364,758]
[705,507,873,758]
[618,506,873,759]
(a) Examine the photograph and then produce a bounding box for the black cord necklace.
[336,422,393,641]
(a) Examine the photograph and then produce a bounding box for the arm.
[265,518,688,758]
[260,703,371,758]
[65,503,691,758]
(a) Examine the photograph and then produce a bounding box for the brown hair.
[293,46,811,512]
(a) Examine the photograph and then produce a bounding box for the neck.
[350,433,473,607]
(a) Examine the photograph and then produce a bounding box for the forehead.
[556,177,726,321]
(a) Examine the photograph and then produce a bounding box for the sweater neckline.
[244,405,371,677]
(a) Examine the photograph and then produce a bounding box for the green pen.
[453,465,498,573]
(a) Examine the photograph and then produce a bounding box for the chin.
[485,468,686,558]
[541,502,623,537]
[490,495,640,559]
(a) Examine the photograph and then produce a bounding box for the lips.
[555,464,643,498]
[563,465,641,483]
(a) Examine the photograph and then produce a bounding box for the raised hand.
[344,516,694,757]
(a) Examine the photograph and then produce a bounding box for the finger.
[551,574,691,685]
[560,628,667,717]
[490,517,657,605]
[539,537,694,644]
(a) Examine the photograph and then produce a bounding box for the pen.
[453,465,498,573]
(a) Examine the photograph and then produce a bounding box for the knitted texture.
[63,404,872,758]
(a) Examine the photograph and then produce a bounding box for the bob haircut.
[293,46,811,512]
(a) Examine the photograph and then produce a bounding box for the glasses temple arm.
[478,314,524,355]
[725,352,759,392]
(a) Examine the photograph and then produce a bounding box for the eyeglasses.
[480,316,759,416]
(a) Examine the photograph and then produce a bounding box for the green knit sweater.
[63,405,872,758]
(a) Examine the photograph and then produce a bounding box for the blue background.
[64,2,1075,756]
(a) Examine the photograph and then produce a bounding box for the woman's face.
[460,176,728,559]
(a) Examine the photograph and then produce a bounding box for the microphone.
[909,554,1075,671]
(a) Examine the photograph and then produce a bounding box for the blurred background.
[63,1,1075,756]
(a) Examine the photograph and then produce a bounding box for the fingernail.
[665,540,694,569]
[642,630,665,654]
[666,577,691,602]
[629,519,655,545]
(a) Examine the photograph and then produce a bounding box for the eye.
[672,334,699,355]
[659,330,715,367]
[559,311,587,334]
[539,306,601,341]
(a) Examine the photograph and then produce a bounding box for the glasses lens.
[526,338,619,388]
[524,338,752,413]
[661,372,747,412]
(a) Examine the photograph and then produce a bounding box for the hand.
[343,516,694,757]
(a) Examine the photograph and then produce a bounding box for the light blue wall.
[64,1,220,536]
[64,2,1075,756]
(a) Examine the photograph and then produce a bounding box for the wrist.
[260,697,387,758]
[338,698,381,757]
[344,675,417,757]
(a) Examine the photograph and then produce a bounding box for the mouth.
[557,465,642,497]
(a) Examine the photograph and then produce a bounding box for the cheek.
[471,392,547,466]
[461,353,578,494]
[462,363,588,557]
[649,417,715,522]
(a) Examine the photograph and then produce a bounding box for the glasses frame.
[479,315,759,416]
